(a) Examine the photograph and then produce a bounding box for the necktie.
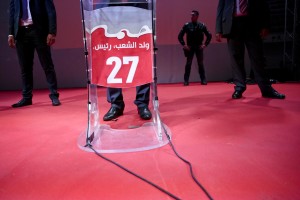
[239,0,247,14]
[22,0,28,20]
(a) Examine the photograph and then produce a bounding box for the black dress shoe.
[12,98,32,108]
[51,98,61,106]
[103,107,123,121]
[138,107,152,120]
[262,90,285,99]
[184,81,189,86]
[232,90,243,99]
[201,80,207,85]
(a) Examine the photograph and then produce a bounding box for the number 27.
[106,56,139,84]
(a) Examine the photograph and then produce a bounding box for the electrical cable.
[88,145,181,200]
[149,0,214,198]
[87,123,214,200]
[161,122,214,200]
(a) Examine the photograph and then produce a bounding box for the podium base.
[78,122,171,153]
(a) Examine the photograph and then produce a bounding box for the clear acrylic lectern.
[77,0,172,153]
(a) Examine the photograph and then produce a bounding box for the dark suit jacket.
[215,0,270,37]
[9,0,57,38]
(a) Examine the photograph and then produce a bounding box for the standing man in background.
[178,10,212,86]
[215,0,285,99]
[8,0,61,107]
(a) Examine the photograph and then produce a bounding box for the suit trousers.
[227,17,271,93]
[16,26,59,99]
[106,83,150,109]
[184,47,206,82]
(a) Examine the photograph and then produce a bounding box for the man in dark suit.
[8,0,61,107]
[178,10,212,86]
[215,0,285,99]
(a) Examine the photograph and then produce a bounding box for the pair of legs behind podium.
[103,83,152,121]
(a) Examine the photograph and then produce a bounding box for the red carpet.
[1,82,300,200]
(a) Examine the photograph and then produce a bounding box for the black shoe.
[51,98,61,106]
[184,81,189,86]
[201,80,207,85]
[138,107,152,120]
[246,78,256,85]
[103,107,123,121]
[262,90,285,99]
[232,90,243,99]
[12,98,32,108]
[49,94,61,106]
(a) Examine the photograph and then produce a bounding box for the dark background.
[0,0,298,90]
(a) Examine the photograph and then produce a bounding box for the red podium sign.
[90,25,153,88]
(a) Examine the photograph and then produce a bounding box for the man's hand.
[47,34,56,46]
[183,45,190,51]
[8,35,15,48]
[215,33,223,42]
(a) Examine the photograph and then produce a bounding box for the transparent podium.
[77,0,172,153]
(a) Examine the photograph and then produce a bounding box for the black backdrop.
[0,0,288,90]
